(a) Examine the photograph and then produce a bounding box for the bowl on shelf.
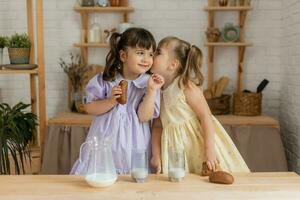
[2,64,38,70]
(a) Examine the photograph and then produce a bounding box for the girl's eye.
[149,53,154,57]
[137,51,144,55]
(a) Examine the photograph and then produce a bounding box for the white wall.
[4,0,300,172]
[0,0,283,118]
[280,0,300,173]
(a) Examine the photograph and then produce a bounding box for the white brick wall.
[0,0,283,119]
[280,0,300,173]
[3,0,300,172]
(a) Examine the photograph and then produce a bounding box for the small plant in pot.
[7,33,31,64]
[0,102,38,174]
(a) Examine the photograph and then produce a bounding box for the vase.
[0,48,3,66]
[219,0,229,6]
[110,0,120,6]
[71,90,87,113]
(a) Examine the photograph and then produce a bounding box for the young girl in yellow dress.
[150,36,250,174]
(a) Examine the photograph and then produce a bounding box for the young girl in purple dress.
[71,28,164,175]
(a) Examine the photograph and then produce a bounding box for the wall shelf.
[73,4,134,64]
[204,6,253,11]
[74,6,134,13]
[204,0,253,92]
[205,42,253,47]
[73,43,109,48]
[0,68,39,75]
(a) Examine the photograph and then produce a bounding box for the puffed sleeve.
[85,73,107,103]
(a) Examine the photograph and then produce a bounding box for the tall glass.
[168,149,185,182]
[131,149,148,183]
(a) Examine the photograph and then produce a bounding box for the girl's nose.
[142,54,152,63]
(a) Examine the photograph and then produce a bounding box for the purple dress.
[70,73,160,174]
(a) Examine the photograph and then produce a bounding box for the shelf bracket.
[207,46,215,89]
[237,46,246,92]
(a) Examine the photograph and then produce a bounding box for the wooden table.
[0,173,299,200]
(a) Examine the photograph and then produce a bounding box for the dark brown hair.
[103,27,156,81]
[158,36,204,87]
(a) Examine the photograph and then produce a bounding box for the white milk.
[169,168,185,179]
[85,173,117,188]
[131,168,148,179]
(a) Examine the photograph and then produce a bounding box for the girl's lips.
[138,64,149,68]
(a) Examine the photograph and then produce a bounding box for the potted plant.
[0,102,38,174]
[59,53,92,113]
[0,35,8,65]
[7,33,31,64]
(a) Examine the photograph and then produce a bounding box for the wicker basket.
[207,94,231,115]
[233,92,262,116]
[8,48,30,64]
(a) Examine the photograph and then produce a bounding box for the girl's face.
[120,46,154,78]
[151,45,172,78]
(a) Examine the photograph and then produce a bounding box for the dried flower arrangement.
[59,53,92,92]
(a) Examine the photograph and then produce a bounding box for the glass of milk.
[168,149,185,182]
[131,148,148,183]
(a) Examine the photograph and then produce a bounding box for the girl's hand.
[148,74,165,91]
[108,86,122,104]
[205,147,220,172]
[150,155,162,174]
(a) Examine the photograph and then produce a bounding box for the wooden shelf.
[0,69,38,75]
[205,0,253,91]
[48,112,95,127]
[74,5,134,64]
[74,6,134,13]
[205,42,253,47]
[204,6,253,11]
[216,115,279,128]
[48,112,279,128]
[73,43,109,48]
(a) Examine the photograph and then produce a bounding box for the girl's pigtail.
[181,45,204,87]
[103,32,122,81]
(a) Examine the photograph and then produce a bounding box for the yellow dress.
[160,78,250,174]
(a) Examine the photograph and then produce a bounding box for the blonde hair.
[158,36,204,87]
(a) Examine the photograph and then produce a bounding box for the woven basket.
[8,48,30,64]
[207,94,231,115]
[233,92,262,116]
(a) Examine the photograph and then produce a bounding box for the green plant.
[0,36,8,48]
[7,33,31,48]
[0,102,38,174]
